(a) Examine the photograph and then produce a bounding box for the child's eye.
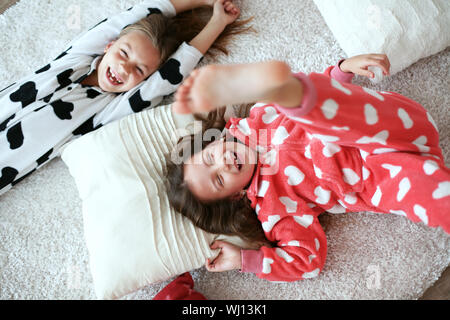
[120,49,128,57]
[136,67,143,75]
[217,175,224,187]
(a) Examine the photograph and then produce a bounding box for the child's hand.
[212,0,240,26]
[340,54,391,79]
[205,240,242,272]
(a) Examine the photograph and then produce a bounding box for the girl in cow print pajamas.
[0,0,242,195]
[165,55,450,283]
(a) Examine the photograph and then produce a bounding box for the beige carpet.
[0,0,448,299]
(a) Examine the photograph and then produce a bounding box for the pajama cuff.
[274,61,355,118]
[331,59,355,83]
[241,249,264,274]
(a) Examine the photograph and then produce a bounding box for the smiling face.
[184,139,257,203]
[96,30,161,93]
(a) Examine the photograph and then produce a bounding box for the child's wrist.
[209,16,228,31]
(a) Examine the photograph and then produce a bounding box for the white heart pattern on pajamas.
[371,186,382,206]
[257,180,270,197]
[331,78,352,95]
[362,166,371,180]
[304,144,312,159]
[412,135,430,153]
[397,108,413,129]
[432,181,450,199]
[322,142,341,158]
[237,118,251,136]
[423,160,439,176]
[314,186,331,205]
[293,215,314,228]
[288,116,313,124]
[426,112,439,132]
[302,268,320,279]
[284,165,305,186]
[262,258,274,274]
[279,196,298,213]
[275,248,294,263]
[344,193,357,205]
[272,126,290,145]
[262,215,281,232]
[262,149,278,167]
[356,130,389,145]
[342,168,361,186]
[413,204,428,225]
[390,209,407,217]
[332,126,350,131]
[381,164,402,178]
[261,106,280,124]
[397,177,411,202]
[327,204,346,214]
[320,99,339,120]
[364,103,379,125]
[362,87,385,101]
[313,165,323,179]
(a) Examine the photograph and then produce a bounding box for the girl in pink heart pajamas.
[166,54,450,284]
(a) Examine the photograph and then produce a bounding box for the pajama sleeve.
[92,41,203,126]
[65,0,176,56]
[241,215,327,282]
[274,61,354,118]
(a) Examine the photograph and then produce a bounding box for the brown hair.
[120,7,254,67]
[165,123,271,246]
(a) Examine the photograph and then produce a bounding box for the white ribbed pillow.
[61,105,248,299]
[313,0,450,76]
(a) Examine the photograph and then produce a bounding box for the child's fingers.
[367,58,390,75]
[205,258,215,271]
[368,54,391,75]
[358,68,375,79]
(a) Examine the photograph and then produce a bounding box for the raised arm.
[66,0,177,56]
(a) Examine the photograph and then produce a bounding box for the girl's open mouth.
[106,67,123,86]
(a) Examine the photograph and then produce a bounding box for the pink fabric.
[241,249,264,273]
[273,61,354,118]
[232,63,449,282]
[330,59,355,83]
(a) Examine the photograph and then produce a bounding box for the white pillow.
[313,0,450,75]
[61,105,250,299]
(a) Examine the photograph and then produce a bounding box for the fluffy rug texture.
[0,0,449,300]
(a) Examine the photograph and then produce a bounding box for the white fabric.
[61,105,249,299]
[0,0,203,196]
[313,0,450,75]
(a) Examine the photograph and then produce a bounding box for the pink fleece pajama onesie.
[224,62,450,282]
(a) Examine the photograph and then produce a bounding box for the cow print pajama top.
[0,0,203,195]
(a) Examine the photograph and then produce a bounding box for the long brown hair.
[165,133,269,245]
[165,101,272,246]
[120,6,254,66]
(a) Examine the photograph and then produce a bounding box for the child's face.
[184,139,257,202]
[97,30,161,93]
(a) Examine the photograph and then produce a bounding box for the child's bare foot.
[173,61,294,114]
